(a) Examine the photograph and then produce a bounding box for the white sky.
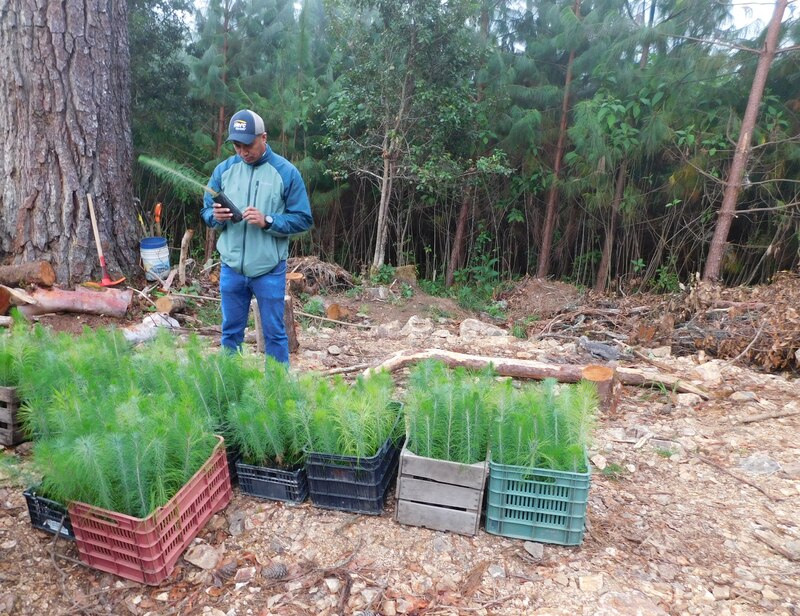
[730,1,796,33]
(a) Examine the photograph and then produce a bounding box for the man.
[202,109,313,363]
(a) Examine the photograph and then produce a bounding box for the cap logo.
[233,119,249,132]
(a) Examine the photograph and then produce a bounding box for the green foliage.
[404,361,495,464]
[490,378,598,473]
[370,265,396,286]
[226,358,304,466]
[302,297,326,316]
[137,155,212,201]
[292,370,399,458]
[652,259,681,293]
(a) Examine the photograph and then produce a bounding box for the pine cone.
[262,562,288,580]
[216,560,238,580]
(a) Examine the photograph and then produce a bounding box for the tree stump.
[581,364,621,415]
[286,271,305,295]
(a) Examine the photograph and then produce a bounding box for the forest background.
[2,0,799,310]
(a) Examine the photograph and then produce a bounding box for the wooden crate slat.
[397,476,482,510]
[399,449,487,487]
[396,500,480,536]
[0,386,23,446]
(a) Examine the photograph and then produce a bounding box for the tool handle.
[87,194,105,259]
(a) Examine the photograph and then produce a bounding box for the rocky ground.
[1,275,799,616]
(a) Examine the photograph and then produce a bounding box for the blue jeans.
[220,261,289,364]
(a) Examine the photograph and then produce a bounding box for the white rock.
[578,574,604,592]
[677,393,702,407]
[432,329,451,338]
[324,578,342,593]
[524,542,545,560]
[459,318,509,338]
[590,454,608,470]
[488,564,506,578]
[327,345,341,355]
[184,543,222,570]
[729,391,758,402]
[650,346,672,358]
[400,315,435,337]
[690,360,724,385]
[713,585,731,600]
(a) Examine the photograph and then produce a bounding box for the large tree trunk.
[0,0,138,285]
[536,0,580,280]
[703,0,787,282]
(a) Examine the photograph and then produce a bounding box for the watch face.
[266,216,273,224]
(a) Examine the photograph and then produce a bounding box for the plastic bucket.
[140,237,170,281]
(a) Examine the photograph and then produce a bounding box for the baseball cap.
[226,109,265,145]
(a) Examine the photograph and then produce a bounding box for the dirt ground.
[1,270,799,616]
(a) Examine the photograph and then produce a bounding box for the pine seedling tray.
[395,446,488,536]
[0,386,24,446]
[68,435,232,585]
[484,457,590,546]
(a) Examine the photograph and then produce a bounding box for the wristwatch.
[264,215,273,230]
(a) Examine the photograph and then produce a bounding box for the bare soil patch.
[1,268,799,615]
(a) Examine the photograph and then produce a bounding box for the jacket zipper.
[239,168,257,275]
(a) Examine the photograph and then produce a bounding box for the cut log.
[0,285,37,314]
[17,286,133,319]
[0,316,12,327]
[155,295,188,315]
[581,364,621,414]
[365,349,711,399]
[0,261,56,287]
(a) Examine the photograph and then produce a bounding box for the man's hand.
[243,207,269,228]
[212,202,234,222]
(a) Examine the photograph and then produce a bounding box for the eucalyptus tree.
[0,0,138,284]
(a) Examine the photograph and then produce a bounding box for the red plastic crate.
[68,435,232,585]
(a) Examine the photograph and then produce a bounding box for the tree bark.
[703,0,787,281]
[593,161,627,293]
[0,262,56,287]
[537,0,580,280]
[0,0,138,285]
[16,286,133,318]
[445,188,472,287]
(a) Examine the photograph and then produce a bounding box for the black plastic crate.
[226,446,242,485]
[24,487,75,540]
[237,461,308,504]
[0,386,24,447]
[306,436,404,515]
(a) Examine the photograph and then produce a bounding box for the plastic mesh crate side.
[24,487,75,540]
[69,436,232,584]
[307,443,400,515]
[307,441,399,495]
[237,462,308,503]
[484,459,590,546]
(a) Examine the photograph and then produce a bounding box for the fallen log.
[0,285,37,314]
[0,261,56,287]
[16,286,133,319]
[154,294,188,315]
[365,348,711,399]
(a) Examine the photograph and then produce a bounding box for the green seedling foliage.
[226,358,304,467]
[405,360,495,464]
[294,370,398,458]
[490,378,598,473]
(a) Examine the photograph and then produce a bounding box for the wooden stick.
[296,310,373,329]
[696,455,784,502]
[179,228,194,288]
[752,529,800,561]
[737,406,800,425]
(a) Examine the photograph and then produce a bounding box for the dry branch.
[364,348,711,398]
[178,229,194,287]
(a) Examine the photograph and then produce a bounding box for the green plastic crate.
[485,458,590,546]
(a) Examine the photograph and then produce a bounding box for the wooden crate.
[395,446,488,536]
[0,386,24,446]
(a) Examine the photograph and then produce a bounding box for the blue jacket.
[201,146,313,277]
